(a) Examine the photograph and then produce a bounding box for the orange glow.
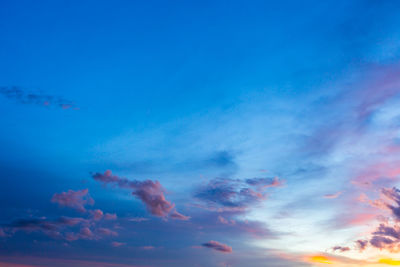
[309,255,334,264]
[379,258,400,265]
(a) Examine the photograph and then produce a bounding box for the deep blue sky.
[2,1,400,266]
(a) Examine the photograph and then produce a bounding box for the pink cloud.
[90,209,104,221]
[51,189,94,213]
[96,227,118,237]
[65,227,94,241]
[111,241,126,247]
[92,170,189,220]
[169,210,190,220]
[347,213,377,226]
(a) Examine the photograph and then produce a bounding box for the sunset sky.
[2,1,400,266]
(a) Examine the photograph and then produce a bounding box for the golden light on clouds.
[309,255,334,264]
[379,259,400,265]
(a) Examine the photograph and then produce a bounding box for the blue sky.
[2,1,400,266]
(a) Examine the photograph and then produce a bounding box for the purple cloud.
[381,187,400,219]
[332,246,350,252]
[4,216,90,240]
[245,177,283,188]
[51,189,94,213]
[370,235,395,249]
[90,209,104,221]
[202,240,232,253]
[96,227,118,237]
[195,177,282,213]
[92,170,188,220]
[356,240,368,251]
[0,228,6,237]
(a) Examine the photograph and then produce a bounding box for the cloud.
[111,241,126,247]
[51,189,94,213]
[245,177,283,189]
[324,191,343,199]
[96,227,118,237]
[355,240,368,251]
[195,177,282,213]
[92,170,188,220]
[0,86,79,110]
[169,210,190,221]
[0,227,6,237]
[332,246,350,252]
[128,217,148,222]
[202,240,232,253]
[104,213,117,220]
[3,216,89,240]
[352,187,400,252]
[370,235,395,249]
[204,151,237,170]
[382,187,400,219]
[90,209,104,220]
[65,227,117,242]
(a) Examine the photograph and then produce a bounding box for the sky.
[2,0,400,266]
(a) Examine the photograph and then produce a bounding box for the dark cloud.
[92,170,189,220]
[382,187,400,220]
[245,177,283,189]
[355,240,368,251]
[0,86,79,110]
[370,235,395,249]
[51,189,94,213]
[332,246,350,252]
[205,151,236,168]
[195,177,282,213]
[355,187,400,251]
[202,240,232,253]
[3,216,90,240]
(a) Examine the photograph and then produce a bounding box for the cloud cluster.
[0,86,78,110]
[352,187,400,251]
[92,170,189,220]
[195,177,282,213]
[51,189,94,212]
[1,189,119,243]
